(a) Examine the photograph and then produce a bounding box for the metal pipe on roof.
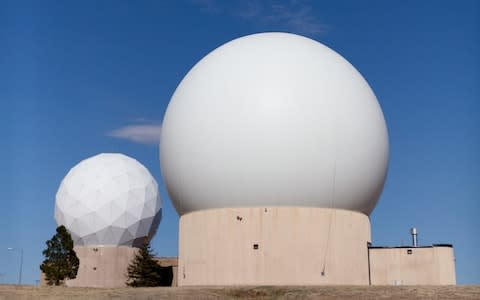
[411,227,418,247]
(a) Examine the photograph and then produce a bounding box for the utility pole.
[7,247,23,285]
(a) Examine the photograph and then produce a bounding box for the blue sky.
[1,0,479,285]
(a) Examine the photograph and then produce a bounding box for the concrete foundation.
[66,246,138,288]
[178,207,372,285]
[369,245,456,285]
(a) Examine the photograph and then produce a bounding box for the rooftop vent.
[410,227,418,247]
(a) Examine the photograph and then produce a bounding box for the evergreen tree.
[40,225,79,286]
[126,240,164,287]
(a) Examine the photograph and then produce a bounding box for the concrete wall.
[155,257,178,287]
[178,207,371,285]
[40,249,178,287]
[369,246,456,285]
[66,246,138,288]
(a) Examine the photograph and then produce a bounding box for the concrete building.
[54,153,162,288]
[178,208,456,286]
[66,246,138,287]
[41,254,178,287]
[160,32,456,286]
[369,244,456,285]
[46,33,456,288]
[179,207,371,285]
[161,32,387,286]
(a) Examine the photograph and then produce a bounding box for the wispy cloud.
[107,122,162,145]
[192,0,222,14]
[237,1,263,19]
[259,2,327,35]
[192,0,328,36]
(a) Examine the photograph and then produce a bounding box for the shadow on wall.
[159,266,173,286]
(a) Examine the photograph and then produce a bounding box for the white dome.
[160,32,388,216]
[55,153,161,246]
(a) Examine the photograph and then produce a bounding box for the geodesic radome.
[55,153,161,247]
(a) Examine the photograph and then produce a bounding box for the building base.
[66,246,138,288]
[369,245,456,285]
[178,207,372,285]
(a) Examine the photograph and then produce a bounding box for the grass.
[0,284,479,299]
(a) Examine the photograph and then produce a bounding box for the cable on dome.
[321,157,337,276]
[321,128,338,277]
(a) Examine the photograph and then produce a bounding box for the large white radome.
[55,153,161,246]
[160,32,389,215]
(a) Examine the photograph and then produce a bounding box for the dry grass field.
[0,285,479,300]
